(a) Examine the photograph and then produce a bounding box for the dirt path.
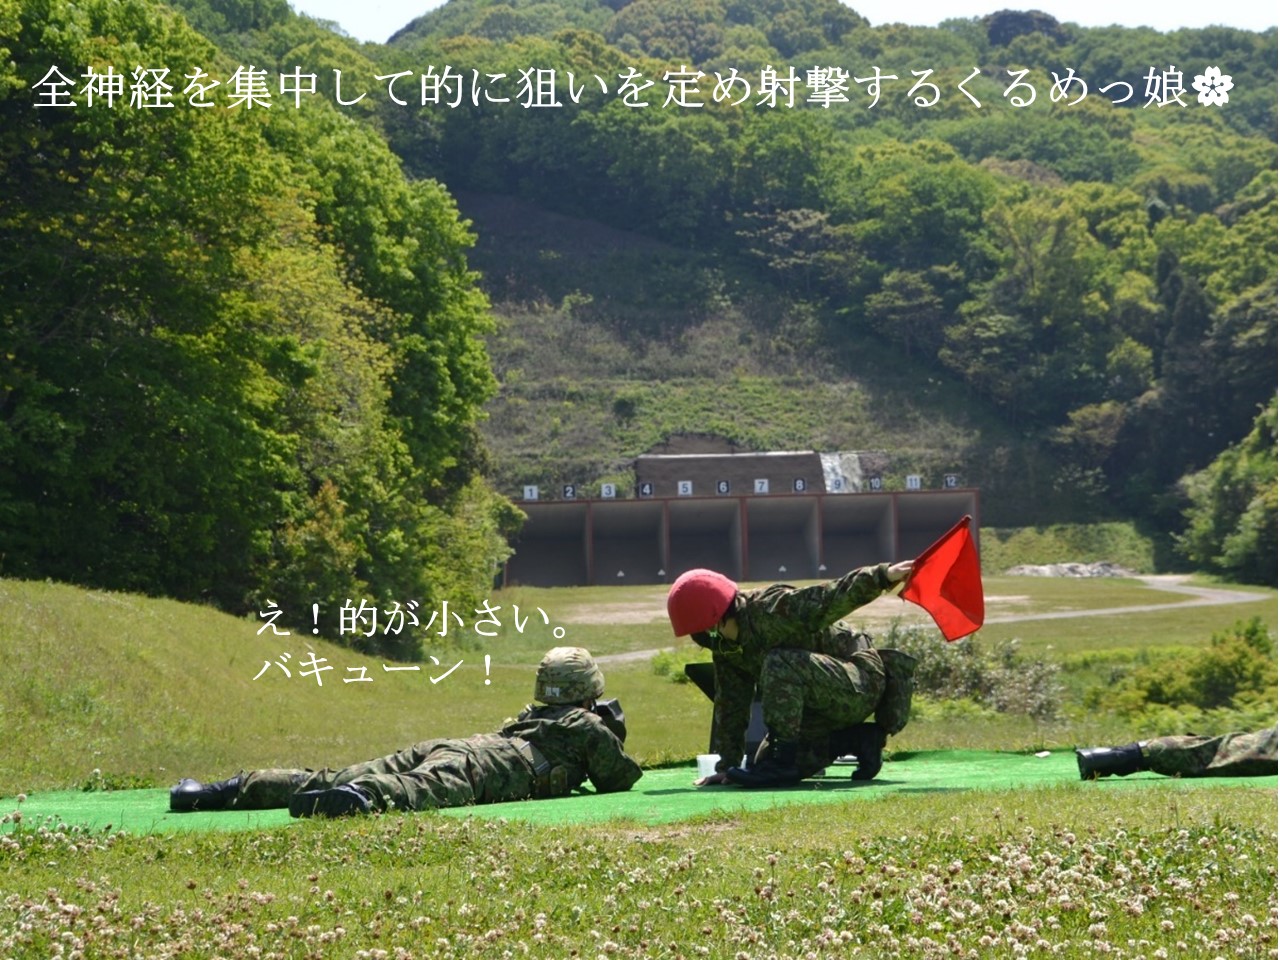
[982,575,1265,625]
[593,575,1269,664]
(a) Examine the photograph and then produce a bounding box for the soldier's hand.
[694,771,731,786]
[887,560,914,585]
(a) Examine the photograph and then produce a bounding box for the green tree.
[0,0,510,655]
[937,312,1037,416]
[827,140,997,276]
[603,0,726,63]
[864,268,947,360]
[936,109,1142,184]
[945,184,1161,424]
[1177,399,1278,585]
[734,207,861,302]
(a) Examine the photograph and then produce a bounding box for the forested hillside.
[0,0,519,656]
[1,0,1274,655]
[379,0,1277,577]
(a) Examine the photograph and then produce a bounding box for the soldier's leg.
[1146,728,1278,778]
[755,728,832,780]
[170,773,248,812]
[759,648,886,741]
[174,763,352,812]
[345,739,535,811]
[781,725,885,781]
[827,723,888,781]
[349,755,476,811]
[792,735,832,780]
[291,762,466,818]
[250,740,455,813]
[1075,744,1145,779]
[232,768,330,809]
[325,739,454,786]
[732,650,885,787]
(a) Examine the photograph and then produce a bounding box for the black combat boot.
[726,740,802,788]
[847,723,887,782]
[828,726,857,760]
[169,775,243,812]
[1075,743,1147,780]
[288,784,374,818]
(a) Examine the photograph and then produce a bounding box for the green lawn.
[1,575,1275,790]
[0,576,1275,957]
[1,785,1274,958]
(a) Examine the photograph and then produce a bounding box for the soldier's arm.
[709,656,754,771]
[771,563,900,631]
[585,726,643,794]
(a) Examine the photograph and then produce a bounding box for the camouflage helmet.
[535,646,605,705]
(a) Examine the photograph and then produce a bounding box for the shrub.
[1085,617,1277,715]
[651,645,712,682]
[652,624,1065,721]
[882,623,1065,721]
[979,522,1156,573]
[80,770,159,792]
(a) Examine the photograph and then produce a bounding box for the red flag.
[901,515,984,641]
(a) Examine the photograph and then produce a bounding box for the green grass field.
[0,575,1275,957]
[0,575,1275,790]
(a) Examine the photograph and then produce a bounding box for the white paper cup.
[696,754,720,779]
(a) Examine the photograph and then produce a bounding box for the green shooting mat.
[4,750,1273,836]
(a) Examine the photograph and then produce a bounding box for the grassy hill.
[0,579,558,794]
[0,576,714,793]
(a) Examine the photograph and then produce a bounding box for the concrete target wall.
[503,489,980,587]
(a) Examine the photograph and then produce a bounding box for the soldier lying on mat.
[170,647,642,818]
[1076,727,1278,780]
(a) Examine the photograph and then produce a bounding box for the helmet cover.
[535,646,605,704]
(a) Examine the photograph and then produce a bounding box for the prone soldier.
[1077,727,1278,780]
[169,647,642,817]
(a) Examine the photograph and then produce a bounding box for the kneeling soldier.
[666,563,918,788]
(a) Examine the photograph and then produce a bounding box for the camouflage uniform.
[1143,727,1277,778]
[228,705,642,812]
[709,562,899,774]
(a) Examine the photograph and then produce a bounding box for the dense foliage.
[1176,398,1278,583]
[370,1,1277,580]
[1085,616,1278,717]
[2,0,1275,624]
[0,0,517,655]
